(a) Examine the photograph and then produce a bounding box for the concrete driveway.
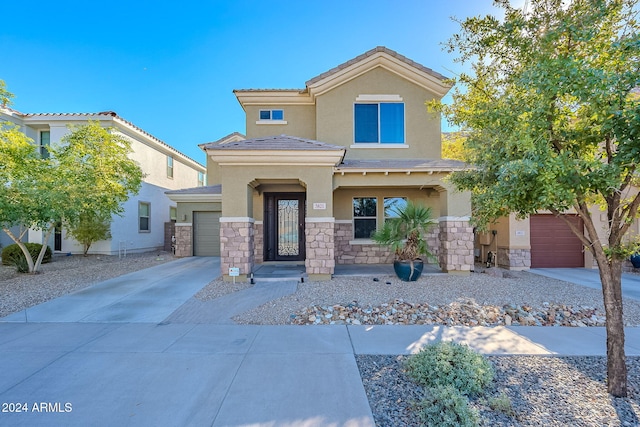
[530,268,640,301]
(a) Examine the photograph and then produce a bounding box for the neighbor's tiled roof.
[336,159,466,171]
[305,46,449,87]
[202,135,345,151]
[165,184,222,195]
[204,132,246,145]
[4,109,204,168]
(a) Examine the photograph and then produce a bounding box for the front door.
[264,193,305,261]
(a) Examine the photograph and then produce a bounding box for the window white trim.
[138,201,151,233]
[355,94,403,102]
[167,155,174,179]
[256,120,288,125]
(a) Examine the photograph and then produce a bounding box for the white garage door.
[193,211,220,256]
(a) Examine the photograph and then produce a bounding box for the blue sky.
[1,1,520,164]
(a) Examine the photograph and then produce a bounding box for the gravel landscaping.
[2,256,640,425]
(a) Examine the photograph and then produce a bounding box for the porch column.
[174,223,192,257]
[305,218,335,280]
[438,186,474,274]
[219,217,254,282]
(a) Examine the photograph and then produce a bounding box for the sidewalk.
[2,258,640,426]
[1,322,639,427]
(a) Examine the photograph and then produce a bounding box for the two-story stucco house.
[168,47,474,281]
[0,108,207,255]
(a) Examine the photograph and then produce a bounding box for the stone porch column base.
[174,223,192,257]
[220,217,255,282]
[305,218,335,280]
[439,217,474,274]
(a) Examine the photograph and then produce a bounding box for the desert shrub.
[1,243,52,267]
[404,341,494,396]
[415,385,479,427]
[488,392,515,417]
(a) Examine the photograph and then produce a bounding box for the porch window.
[169,206,177,221]
[197,171,205,187]
[353,197,377,239]
[354,103,404,144]
[384,197,407,220]
[139,202,150,232]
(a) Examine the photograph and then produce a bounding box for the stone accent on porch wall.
[174,223,192,257]
[305,219,335,279]
[334,222,440,265]
[253,222,264,264]
[220,218,254,281]
[497,247,531,270]
[438,218,474,273]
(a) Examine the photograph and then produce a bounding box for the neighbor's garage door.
[193,211,220,256]
[530,214,584,268]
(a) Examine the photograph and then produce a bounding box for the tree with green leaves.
[435,0,640,396]
[66,213,112,256]
[1,103,144,272]
[442,132,468,161]
[0,80,14,107]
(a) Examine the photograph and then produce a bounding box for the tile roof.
[305,46,449,87]
[165,184,222,195]
[336,159,466,171]
[201,135,345,151]
[2,108,204,169]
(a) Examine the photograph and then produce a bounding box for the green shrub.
[488,392,515,417]
[1,243,52,267]
[404,341,494,396]
[415,385,479,427]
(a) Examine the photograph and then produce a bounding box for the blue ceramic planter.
[630,254,640,269]
[393,259,424,281]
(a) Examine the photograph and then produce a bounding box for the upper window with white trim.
[354,103,404,144]
[167,155,174,179]
[259,109,284,120]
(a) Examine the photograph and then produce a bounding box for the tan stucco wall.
[220,165,334,218]
[244,105,316,140]
[315,67,442,160]
[333,187,439,221]
[177,202,221,223]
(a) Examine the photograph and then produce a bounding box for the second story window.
[259,109,284,121]
[354,103,404,144]
[197,171,205,187]
[39,130,51,159]
[167,155,174,178]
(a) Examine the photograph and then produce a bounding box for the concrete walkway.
[2,258,640,426]
[530,268,640,301]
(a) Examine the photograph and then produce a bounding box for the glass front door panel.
[278,199,299,256]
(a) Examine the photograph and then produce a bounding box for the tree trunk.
[597,257,627,397]
[2,227,35,273]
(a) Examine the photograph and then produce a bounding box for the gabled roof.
[1,107,205,170]
[305,46,448,87]
[198,132,246,151]
[233,46,452,106]
[202,134,345,151]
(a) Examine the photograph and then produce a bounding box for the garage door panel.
[530,215,583,268]
[193,212,220,256]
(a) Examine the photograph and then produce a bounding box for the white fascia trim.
[305,217,335,223]
[255,120,288,125]
[335,220,352,224]
[175,222,193,227]
[355,94,403,102]
[349,144,408,149]
[165,194,222,203]
[438,216,472,222]
[220,217,255,223]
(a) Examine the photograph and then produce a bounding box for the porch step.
[252,264,307,283]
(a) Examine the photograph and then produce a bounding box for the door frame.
[263,192,306,262]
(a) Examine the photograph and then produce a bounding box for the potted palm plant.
[371,200,436,281]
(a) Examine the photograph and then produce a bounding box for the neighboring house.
[0,108,206,255]
[168,47,474,281]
